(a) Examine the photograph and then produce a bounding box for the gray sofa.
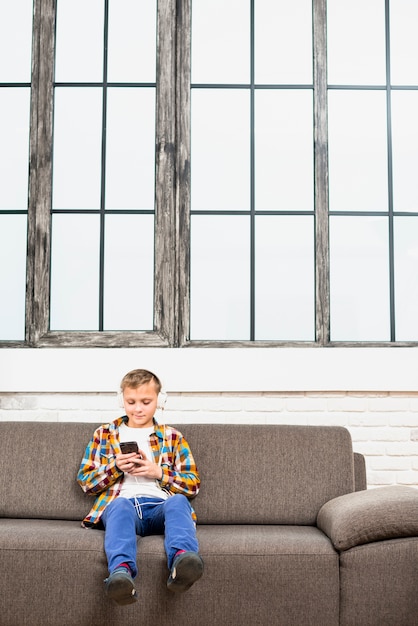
[1,421,418,626]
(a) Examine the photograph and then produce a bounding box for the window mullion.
[26,0,55,346]
[154,0,178,346]
[313,0,330,345]
[176,0,191,346]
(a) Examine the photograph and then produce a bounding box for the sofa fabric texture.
[1,421,417,626]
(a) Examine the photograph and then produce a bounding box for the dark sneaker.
[105,567,137,605]
[167,551,204,593]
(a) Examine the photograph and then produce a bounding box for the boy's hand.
[116,450,163,480]
[115,451,141,473]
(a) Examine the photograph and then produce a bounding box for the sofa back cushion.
[182,424,355,524]
[0,422,355,525]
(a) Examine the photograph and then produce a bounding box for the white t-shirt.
[118,424,168,500]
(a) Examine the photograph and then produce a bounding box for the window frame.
[3,0,417,349]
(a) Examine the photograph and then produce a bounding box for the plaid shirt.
[77,417,200,526]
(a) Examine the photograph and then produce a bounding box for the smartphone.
[120,441,139,455]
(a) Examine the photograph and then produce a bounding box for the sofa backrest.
[0,421,355,525]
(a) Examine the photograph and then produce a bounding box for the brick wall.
[1,389,418,488]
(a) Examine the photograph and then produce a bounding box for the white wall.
[1,347,418,488]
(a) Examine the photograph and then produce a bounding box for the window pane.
[55,0,104,82]
[107,0,156,83]
[52,88,102,210]
[103,214,154,330]
[0,215,27,340]
[191,0,250,84]
[0,0,33,82]
[255,90,313,211]
[255,0,312,84]
[191,90,250,211]
[394,217,418,341]
[328,91,388,212]
[330,216,390,341]
[50,215,100,330]
[191,215,250,340]
[255,216,314,340]
[391,91,418,212]
[0,88,31,210]
[327,0,386,85]
[105,88,155,210]
[390,0,418,85]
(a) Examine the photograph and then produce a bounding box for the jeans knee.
[103,496,135,523]
[165,493,191,512]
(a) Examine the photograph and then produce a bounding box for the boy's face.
[122,381,159,428]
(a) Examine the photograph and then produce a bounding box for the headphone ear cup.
[157,391,167,410]
[117,392,124,408]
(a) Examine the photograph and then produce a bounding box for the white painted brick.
[327,397,367,412]
[349,427,410,442]
[411,458,418,471]
[367,471,396,485]
[266,414,308,426]
[307,415,348,427]
[396,471,418,485]
[348,414,388,427]
[286,397,328,412]
[368,397,411,412]
[353,442,387,456]
[0,395,39,410]
[386,442,418,455]
[388,413,418,427]
[368,457,411,471]
[411,429,418,442]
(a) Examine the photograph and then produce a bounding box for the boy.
[77,368,203,606]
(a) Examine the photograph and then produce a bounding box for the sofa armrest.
[317,485,418,551]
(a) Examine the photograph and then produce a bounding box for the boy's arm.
[77,432,122,495]
[159,434,200,498]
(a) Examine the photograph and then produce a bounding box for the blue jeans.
[101,494,199,578]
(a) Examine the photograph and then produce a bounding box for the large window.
[1,0,418,347]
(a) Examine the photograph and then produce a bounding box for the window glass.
[52,88,103,210]
[255,90,313,211]
[255,216,314,340]
[255,0,312,84]
[50,215,100,330]
[328,90,388,212]
[390,0,418,85]
[107,0,156,83]
[0,89,31,210]
[327,0,386,85]
[191,89,250,211]
[55,0,104,82]
[191,0,250,84]
[394,217,418,341]
[105,87,155,210]
[103,215,154,331]
[0,215,27,340]
[391,91,418,212]
[190,215,250,340]
[330,216,390,341]
[0,0,33,82]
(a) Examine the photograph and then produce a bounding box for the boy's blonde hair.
[120,369,162,393]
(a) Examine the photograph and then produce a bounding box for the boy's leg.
[147,494,203,592]
[101,497,141,577]
[161,494,199,569]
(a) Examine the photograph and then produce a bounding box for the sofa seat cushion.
[0,520,339,626]
[317,485,418,551]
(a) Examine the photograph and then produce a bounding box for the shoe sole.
[167,552,204,593]
[106,574,137,605]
